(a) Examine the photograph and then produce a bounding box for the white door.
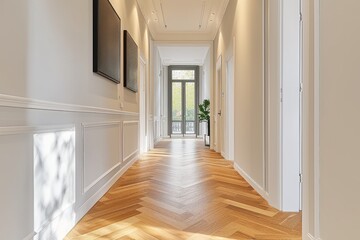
[226,56,235,161]
[280,0,301,211]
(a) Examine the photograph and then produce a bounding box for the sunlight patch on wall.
[34,130,75,240]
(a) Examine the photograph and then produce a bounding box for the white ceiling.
[157,46,209,66]
[136,0,229,40]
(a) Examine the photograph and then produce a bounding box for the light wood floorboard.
[66,139,301,240]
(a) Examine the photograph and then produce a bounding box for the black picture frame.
[124,30,138,92]
[93,0,121,84]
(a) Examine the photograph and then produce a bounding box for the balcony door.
[168,66,199,136]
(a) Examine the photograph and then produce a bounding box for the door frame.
[262,0,303,212]
[225,38,235,161]
[139,54,148,154]
[279,0,302,212]
[215,55,223,153]
[168,65,200,136]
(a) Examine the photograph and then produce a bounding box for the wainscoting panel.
[0,100,139,239]
[154,119,161,144]
[83,122,122,193]
[123,121,139,162]
[0,124,76,240]
[0,133,34,240]
[34,129,76,240]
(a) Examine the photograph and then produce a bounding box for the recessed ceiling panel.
[160,0,207,31]
[136,0,229,40]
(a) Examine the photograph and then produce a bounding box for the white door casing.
[280,0,301,212]
[139,55,148,154]
[225,39,235,161]
[215,55,222,153]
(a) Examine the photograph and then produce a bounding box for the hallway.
[66,139,301,240]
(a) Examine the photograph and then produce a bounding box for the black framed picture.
[93,0,121,84]
[124,30,138,92]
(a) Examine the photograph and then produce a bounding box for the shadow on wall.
[34,130,75,240]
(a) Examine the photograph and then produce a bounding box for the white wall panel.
[34,130,75,240]
[0,134,33,240]
[83,122,122,193]
[123,121,139,162]
[0,0,146,238]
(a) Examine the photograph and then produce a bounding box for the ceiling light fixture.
[199,1,206,29]
[160,1,167,29]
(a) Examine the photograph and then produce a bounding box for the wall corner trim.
[307,233,322,240]
[22,231,37,240]
[233,162,269,204]
[76,155,139,222]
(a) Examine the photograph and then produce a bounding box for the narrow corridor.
[66,139,301,239]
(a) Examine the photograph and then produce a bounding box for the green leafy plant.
[198,99,210,140]
[198,99,210,122]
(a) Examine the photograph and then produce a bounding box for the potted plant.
[198,99,210,146]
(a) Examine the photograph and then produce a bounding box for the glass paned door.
[172,82,182,134]
[169,66,199,136]
[185,82,195,134]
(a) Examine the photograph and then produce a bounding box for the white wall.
[151,47,162,143]
[0,0,150,112]
[303,1,360,239]
[200,49,211,136]
[214,0,301,212]
[0,0,150,239]
[302,0,316,238]
[161,66,169,137]
[265,0,282,209]
[317,0,360,239]
[202,49,212,101]
[214,0,265,199]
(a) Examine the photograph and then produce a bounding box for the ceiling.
[158,45,209,66]
[136,0,229,41]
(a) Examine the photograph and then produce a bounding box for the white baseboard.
[233,162,268,202]
[22,232,36,240]
[75,154,139,222]
[221,151,228,160]
[307,233,321,240]
[83,161,123,194]
[124,150,139,163]
[34,205,76,240]
[154,137,161,145]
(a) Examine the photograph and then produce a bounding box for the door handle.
[218,110,222,116]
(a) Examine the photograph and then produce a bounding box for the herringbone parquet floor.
[66,139,301,240]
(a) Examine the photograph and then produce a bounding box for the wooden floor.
[66,139,301,240]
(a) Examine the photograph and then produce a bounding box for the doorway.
[226,52,235,161]
[168,66,199,137]
[214,56,223,153]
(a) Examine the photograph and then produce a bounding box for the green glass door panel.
[172,82,182,121]
[185,82,195,121]
[185,82,195,134]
